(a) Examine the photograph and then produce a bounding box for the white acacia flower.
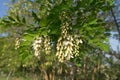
[32,36,43,58]
[79,39,83,43]
[15,38,20,50]
[56,21,74,62]
[35,39,42,43]
[44,36,51,54]
[63,41,70,45]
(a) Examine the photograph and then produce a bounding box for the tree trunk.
[83,56,87,80]
[92,67,97,80]
[49,70,55,80]
[41,69,49,80]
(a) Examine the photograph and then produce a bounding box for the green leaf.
[89,19,97,25]
[32,11,40,22]
[99,43,109,52]
[8,16,15,21]
[40,18,47,27]
[23,33,35,42]
[2,19,10,23]
[22,17,26,23]
[16,15,21,22]
[39,27,48,36]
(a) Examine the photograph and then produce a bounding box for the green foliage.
[1,0,119,80]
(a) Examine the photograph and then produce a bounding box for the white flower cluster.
[73,34,83,57]
[56,22,74,62]
[32,36,51,58]
[15,38,20,50]
[32,37,43,58]
[56,11,83,62]
[44,36,51,54]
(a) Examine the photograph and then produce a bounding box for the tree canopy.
[1,0,120,80]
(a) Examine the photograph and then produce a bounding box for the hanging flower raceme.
[15,38,20,50]
[44,36,51,55]
[56,11,83,62]
[56,20,74,62]
[73,34,83,57]
[32,35,52,58]
[32,36,43,58]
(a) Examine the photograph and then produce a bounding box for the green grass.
[0,76,13,80]
[0,75,35,80]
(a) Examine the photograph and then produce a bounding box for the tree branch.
[110,8,120,39]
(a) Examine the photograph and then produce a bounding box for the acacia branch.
[110,8,120,38]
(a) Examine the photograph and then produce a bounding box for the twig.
[7,71,12,80]
[110,8,120,39]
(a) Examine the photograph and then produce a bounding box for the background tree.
[1,0,119,80]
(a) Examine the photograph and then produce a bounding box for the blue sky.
[0,0,10,18]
